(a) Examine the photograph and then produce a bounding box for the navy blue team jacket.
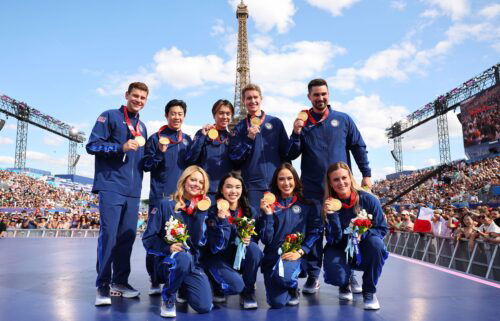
[86,106,147,198]
[325,191,387,250]
[143,128,192,204]
[185,129,233,194]
[229,113,289,191]
[258,197,323,271]
[288,106,371,198]
[142,199,208,267]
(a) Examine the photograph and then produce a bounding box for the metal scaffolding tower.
[386,63,499,172]
[14,119,28,169]
[231,0,251,127]
[393,136,403,173]
[0,94,86,173]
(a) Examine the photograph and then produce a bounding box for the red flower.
[228,216,234,224]
[170,229,177,236]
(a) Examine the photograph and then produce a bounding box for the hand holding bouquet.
[164,216,190,252]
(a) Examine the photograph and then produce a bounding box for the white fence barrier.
[384,231,499,282]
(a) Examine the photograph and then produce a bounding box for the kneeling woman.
[205,172,263,309]
[259,163,322,308]
[322,162,388,310]
[142,165,213,318]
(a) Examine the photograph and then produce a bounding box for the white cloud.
[402,113,462,151]
[420,9,441,18]
[211,19,226,36]
[0,156,14,165]
[0,137,14,145]
[251,41,346,97]
[421,0,470,20]
[43,135,65,147]
[4,124,16,130]
[26,151,67,167]
[335,95,409,149]
[306,0,360,16]
[99,38,344,99]
[424,158,438,166]
[331,21,500,91]
[391,1,407,11]
[479,3,500,19]
[228,0,297,34]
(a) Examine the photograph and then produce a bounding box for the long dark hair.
[269,163,307,202]
[215,171,252,218]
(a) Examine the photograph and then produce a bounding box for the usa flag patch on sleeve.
[97,116,106,123]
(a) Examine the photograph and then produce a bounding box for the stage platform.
[1,238,499,321]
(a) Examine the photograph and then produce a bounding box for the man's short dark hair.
[211,99,234,116]
[308,78,328,93]
[165,99,187,115]
[127,82,149,94]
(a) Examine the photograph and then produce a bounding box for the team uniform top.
[288,107,371,197]
[229,113,289,190]
[86,105,147,198]
[185,129,233,194]
[325,191,387,250]
[142,199,209,267]
[205,206,260,261]
[258,197,323,271]
[143,128,192,203]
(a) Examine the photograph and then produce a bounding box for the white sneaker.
[160,299,176,318]
[95,286,111,306]
[363,292,380,310]
[338,285,353,301]
[350,274,363,294]
[110,283,140,298]
[149,283,161,296]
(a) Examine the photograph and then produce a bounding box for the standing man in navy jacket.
[288,78,372,294]
[229,84,289,209]
[86,82,149,306]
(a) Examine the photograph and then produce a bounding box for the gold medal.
[297,111,308,122]
[262,192,276,204]
[362,185,371,192]
[207,128,219,140]
[134,135,145,147]
[329,198,342,211]
[197,198,211,211]
[217,199,230,211]
[250,117,261,127]
[159,136,170,145]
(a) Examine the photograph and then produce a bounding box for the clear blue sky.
[1,0,499,198]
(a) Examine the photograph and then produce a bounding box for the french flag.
[413,207,433,233]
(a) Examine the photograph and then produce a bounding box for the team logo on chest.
[330,119,339,127]
[292,205,301,214]
[182,138,189,145]
[265,122,273,130]
[150,207,158,215]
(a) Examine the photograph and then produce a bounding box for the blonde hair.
[173,165,210,211]
[322,162,363,222]
[242,83,262,100]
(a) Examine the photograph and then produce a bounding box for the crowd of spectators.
[372,156,499,207]
[0,169,147,236]
[374,156,500,245]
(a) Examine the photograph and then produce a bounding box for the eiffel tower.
[231,0,251,127]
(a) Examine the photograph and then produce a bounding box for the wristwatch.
[297,249,305,256]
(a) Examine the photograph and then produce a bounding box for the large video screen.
[458,83,500,159]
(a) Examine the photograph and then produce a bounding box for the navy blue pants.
[96,191,139,287]
[146,201,160,285]
[247,190,265,211]
[157,251,212,313]
[205,242,263,295]
[323,236,388,293]
[302,190,324,279]
[263,259,301,309]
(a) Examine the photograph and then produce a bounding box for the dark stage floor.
[1,238,498,321]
